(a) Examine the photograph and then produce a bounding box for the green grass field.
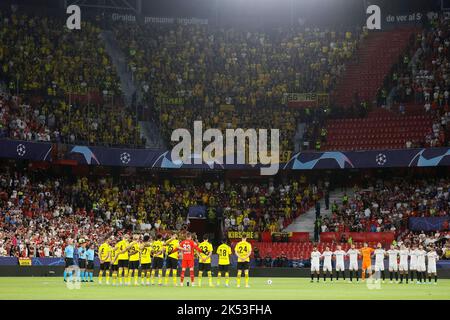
[0,277,449,299]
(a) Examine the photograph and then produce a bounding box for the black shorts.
[237,262,249,271]
[65,258,74,268]
[87,260,94,270]
[100,262,110,271]
[129,260,140,270]
[166,257,178,269]
[152,257,164,269]
[218,264,230,272]
[78,259,86,269]
[140,263,151,271]
[110,264,118,272]
[118,260,129,268]
[199,263,211,272]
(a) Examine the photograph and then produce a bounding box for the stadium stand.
[320,16,450,151]
[0,167,321,257]
[322,107,433,150]
[0,13,120,96]
[0,6,448,267]
[0,12,145,147]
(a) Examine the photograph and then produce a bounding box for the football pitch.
[0,277,449,300]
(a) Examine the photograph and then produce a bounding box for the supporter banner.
[18,258,32,266]
[227,231,258,239]
[282,93,329,108]
[408,216,449,232]
[219,104,235,112]
[156,96,185,106]
[282,93,318,108]
[4,140,450,171]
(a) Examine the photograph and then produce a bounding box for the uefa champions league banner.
[0,139,53,162]
[3,139,450,170]
[284,148,450,170]
[61,144,450,170]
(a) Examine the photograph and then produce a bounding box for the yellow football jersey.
[128,242,140,262]
[140,243,152,264]
[198,241,213,264]
[165,239,179,259]
[216,243,232,265]
[99,242,111,262]
[152,240,164,258]
[116,239,129,260]
[111,247,119,265]
[235,240,252,262]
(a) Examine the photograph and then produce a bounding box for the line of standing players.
[310,242,440,284]
[63,233,253,287]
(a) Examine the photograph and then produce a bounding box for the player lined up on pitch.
[310,242,440,284]
[63,232,253,288]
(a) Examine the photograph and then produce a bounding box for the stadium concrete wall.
[2,267,450,278]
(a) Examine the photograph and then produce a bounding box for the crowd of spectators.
[0,11,145,147]
[0,11,120,96]
[316,178,450,240]
[0,167,320,257]
[381,14,450,148]
[0,90,145,147]
[114,23,363,152]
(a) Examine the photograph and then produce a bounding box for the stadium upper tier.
[0,12,120,96]
[113,23,364,151]
[308,17,450,151]
[1,10,449,153]
[0,12,145,147]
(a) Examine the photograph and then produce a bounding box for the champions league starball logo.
[120,152,131,164]
[16,144,26,156]
[375,153,387,166]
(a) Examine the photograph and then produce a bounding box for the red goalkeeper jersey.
[179,240,201,261]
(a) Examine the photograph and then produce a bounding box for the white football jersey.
[374,249,385,264]
[311,251,321,265]
[399,249,409,265]
[347,249,359,264]
[410,249,418,264]
[333,250,346,265]
[387,249,399,264]
[416,249,426,265]
[321,251,333,265]
[427,251,438,265]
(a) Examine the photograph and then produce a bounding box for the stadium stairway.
[283,189,351,240]
[333,28,417,107]
[100,31,136,107]
[294,122,307,152]
[139,120,166,149]
[101,31,166,149]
